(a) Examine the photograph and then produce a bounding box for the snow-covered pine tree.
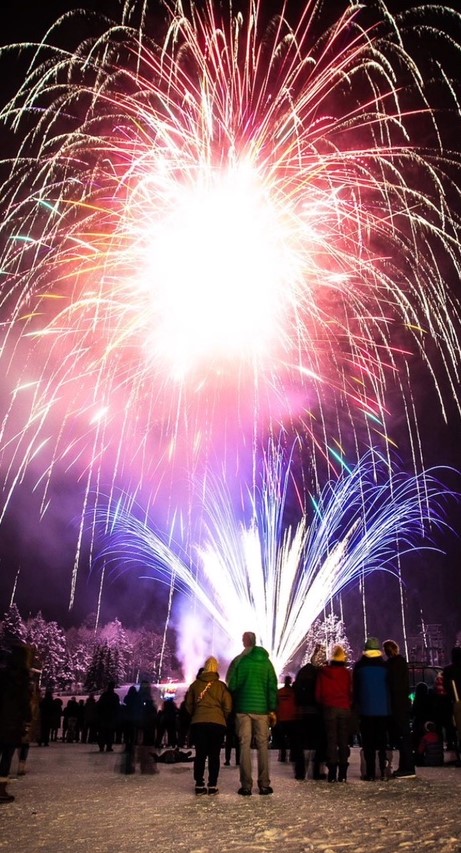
[66,625,98,688]
[99,618,132,682]
[126,626,170,683]
[1,603,26,644]
[84,641,123,690]
[301,613,352,665]
[84,644,106,692]
[25,612,72,689]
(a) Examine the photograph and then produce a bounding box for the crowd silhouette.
[1,634,460,803]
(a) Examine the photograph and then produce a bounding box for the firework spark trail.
[98,449,456,675]
[1,1,461,601]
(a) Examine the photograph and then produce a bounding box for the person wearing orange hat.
[315,645,352,782]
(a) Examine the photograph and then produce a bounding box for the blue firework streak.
[96,448,457,674]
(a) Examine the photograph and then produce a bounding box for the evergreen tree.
[66,625,97,687]
[301,613,352,664]
[84,642,123,690]
[85,644,105,692]
[25,612,72,689]
[1,603,26,644]
[99,618,132,682]
[127,627,169,683]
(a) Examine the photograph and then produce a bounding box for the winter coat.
[97,687,120,727]
[316,661,352,710]
[417,730,444,766]
[293,663,320,713]
[185,671,232,727]
[64,698,79,721]
[83,696,98,726]
[123,687,142,725]
[353,654,390,717]
[0,645,32,744]
[277,685,298,722]
[386,654,412,722]
[226,647,253,684]
[40,692,55,725]
[227,646,278,715]
[138,697,157,745]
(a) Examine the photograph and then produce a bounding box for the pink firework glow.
[0,1,461,607]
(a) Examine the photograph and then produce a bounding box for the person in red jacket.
[315,645,352,782]
[273,676,297,762]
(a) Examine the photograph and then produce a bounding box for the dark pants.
[360,716,388,778]
[97,726,115,751]
[389,715,415,774]
[39,723,51,746]
[191,723,226,787]
[18,743,29,762]
[323,707,351,768]
[225,717,240,765]
[273,720,297,761]
[0,744,15,778]
[292,712,325,779]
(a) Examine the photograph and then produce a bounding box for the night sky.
[0,0,460,658]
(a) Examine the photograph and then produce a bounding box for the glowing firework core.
[140,161,295,380]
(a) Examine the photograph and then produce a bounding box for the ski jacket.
[353,654,390,717]
[228,646,278,715]
[316,661,352,710]
[185,671,232,727]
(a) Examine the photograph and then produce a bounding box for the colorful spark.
[0,1,461,609]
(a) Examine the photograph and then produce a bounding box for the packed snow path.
[2,744,461,852]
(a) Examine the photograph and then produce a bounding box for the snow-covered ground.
[2,744,461,853]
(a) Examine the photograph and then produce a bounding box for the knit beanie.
[364,637,381,651]
[331,644,347,663]
[311,645,327,667]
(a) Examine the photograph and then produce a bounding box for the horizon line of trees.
[0,603,357,693]
[2,602,456,693]
[0,603,178,691]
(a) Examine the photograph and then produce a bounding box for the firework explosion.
[0,1,460,623]
[98,447,455,675]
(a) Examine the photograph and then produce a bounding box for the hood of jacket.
[247,645,270,662]
[198,670,219,684]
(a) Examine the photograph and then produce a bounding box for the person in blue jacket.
[353,636,390,781]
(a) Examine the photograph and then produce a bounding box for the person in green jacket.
[227,632,278,796]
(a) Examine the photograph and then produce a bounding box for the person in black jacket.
[292,645,326,780]
[0,643,32,803]
[383,639,416,778]
[97,682,120,752]
[38,688,55,746]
